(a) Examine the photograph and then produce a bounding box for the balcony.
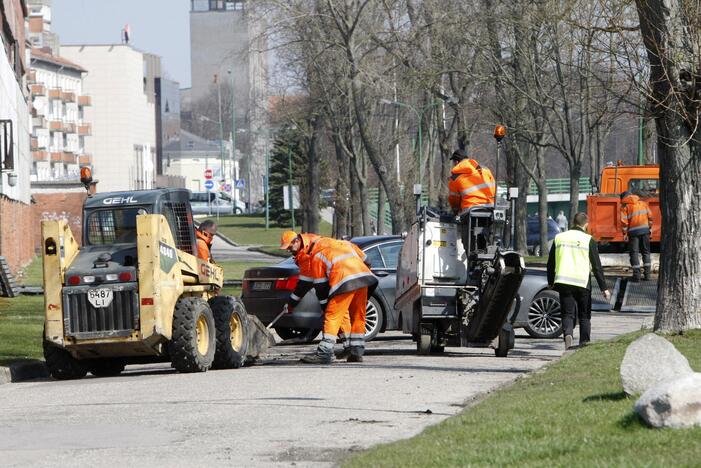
[27,70,37,84]
[32,116,47,128]
[49,120,63,131]
[77,123,92,136]
[62,91,76,103]
[31,137,39,150]
[78,154,93,165]
[32,150,49,162]
[62,152,77,164]
[78,95,91,106]
[48,88,62,99]
[31,84,46,96]
[63,122,76,134]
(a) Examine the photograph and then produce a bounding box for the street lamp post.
[265,136,270,230]
[287,145,295,231]
[228,69,237,209]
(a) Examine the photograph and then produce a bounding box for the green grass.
[14,256,44,286]
[0,295,44,365]
[215,214,332,247]
[345,330,701,467]
[217,260,271,280]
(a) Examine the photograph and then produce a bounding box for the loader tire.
[170,297,216,373]
[210,296,249,369]
[87,358,126,377]
[43,341,87,380]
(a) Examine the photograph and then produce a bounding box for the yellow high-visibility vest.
[554,229,592,288]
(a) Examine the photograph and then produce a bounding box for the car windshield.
[86,207,147,245]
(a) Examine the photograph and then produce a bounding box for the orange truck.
[587,163,661,248]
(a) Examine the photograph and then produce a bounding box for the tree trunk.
[537,180,549,257]
[377,183,386,235]
[349,163,362,237]
[635,0,701,331]
[332,139,350,239]
[568,161,581,222]
[305,115,322,233]
[514,164,529,254]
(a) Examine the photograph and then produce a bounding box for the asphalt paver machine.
[41,176,268,379]
[395,203,525,357]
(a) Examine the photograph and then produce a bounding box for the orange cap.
[280,231,298,249]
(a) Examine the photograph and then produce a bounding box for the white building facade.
[61,45,159,193]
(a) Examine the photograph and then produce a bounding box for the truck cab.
[587,164,660,248]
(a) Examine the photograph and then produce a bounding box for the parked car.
[190,191,244,216]
[241,236,563,341]
[527,216,562,256]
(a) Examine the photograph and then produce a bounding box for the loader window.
[86,208,147,245]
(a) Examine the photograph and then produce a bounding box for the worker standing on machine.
[448,149,496,253]
[620,191,653,281]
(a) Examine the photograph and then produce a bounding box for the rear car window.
[363,246,384,269]
[379,242,402,269]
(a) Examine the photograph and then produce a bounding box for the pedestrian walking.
[547,212,611,350]
[556,210,568,232]
[620,191,653,281]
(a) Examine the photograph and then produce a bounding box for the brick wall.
[32,192,87,255]
[0,196,35,273]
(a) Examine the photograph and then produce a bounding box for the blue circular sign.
[204,180,215,190]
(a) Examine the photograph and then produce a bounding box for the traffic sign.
[204,180,214,190]
[204,168,213,180]
[223,183,232,192]
[235,179,246,189]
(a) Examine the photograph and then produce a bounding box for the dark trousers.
[555,284,591,344]
[628,233,651,278]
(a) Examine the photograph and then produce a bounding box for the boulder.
[635,373,701,429]
[620,333,693,396]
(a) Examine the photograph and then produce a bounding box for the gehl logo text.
[102,196,139,205]
[200,262,222,282]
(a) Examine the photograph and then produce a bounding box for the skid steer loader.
[41,178,268,379]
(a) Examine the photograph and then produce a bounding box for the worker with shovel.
[279,231,376,364]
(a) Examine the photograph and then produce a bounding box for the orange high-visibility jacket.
[289,236,375,309]
[308,238,377,308]
[448,159,496,214]
[621,194,653,236]
[196,230,213,261]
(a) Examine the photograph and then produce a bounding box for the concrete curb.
[0,359,49,385]
[194,219,239,247]
[247,246,289,259]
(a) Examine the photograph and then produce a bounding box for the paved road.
[0,312,649,467]
[211,235,281,263]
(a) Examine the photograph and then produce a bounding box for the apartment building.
[0,0,33,272]
[61,45,160,193]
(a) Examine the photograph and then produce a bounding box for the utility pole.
[264,134,270,230]
[215,74,225,186]
[228,69,237,209]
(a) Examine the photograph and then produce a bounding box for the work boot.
[335,347,352,360]
[564,335,573,350]
[300,351,335,364]
[347,346,364,363]
[643,266,651,281]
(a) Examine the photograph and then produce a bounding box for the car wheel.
[525,290,563,339]
[274,327,320,342]
[364,296,384,342]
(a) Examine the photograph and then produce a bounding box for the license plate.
[87,288,114,308]
[252,281,272,291]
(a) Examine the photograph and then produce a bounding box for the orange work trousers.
[324,287,368,337]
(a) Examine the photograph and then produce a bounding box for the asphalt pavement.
[0,311,648,467]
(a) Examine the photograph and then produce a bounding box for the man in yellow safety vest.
[547,212,611,350]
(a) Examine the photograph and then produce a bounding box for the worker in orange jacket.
[620,191,653,281]
[281,233,377,364]
[280,232,369,360]
[448,149,496,253]
[196,220,217,262]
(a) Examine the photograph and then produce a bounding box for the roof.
[164,129,221,153]
[31,48,86,72]
[84,188,190,209]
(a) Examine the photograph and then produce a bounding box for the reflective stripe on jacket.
[448,159,496,214]
[553,229,592,288]
[621,194,652,236]
[309,238,377,303]
[289,233,322,308]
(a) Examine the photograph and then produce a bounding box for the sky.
[52,0,192,88]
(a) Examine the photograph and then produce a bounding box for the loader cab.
[83,189,196,255]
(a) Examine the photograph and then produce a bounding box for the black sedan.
[241,236,563,341]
